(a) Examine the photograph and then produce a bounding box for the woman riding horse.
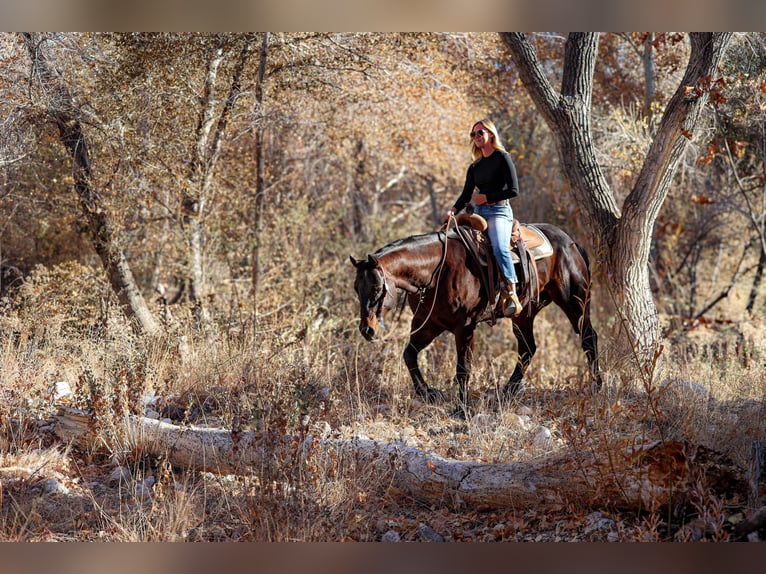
[350,222,602,407]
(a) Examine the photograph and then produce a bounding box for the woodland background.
[0,32,766,541]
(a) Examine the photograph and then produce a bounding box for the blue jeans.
[473,203,517,285]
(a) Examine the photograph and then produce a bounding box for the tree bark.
[501,32,732,368]
[22,33,162,338]
[251,32,270,316]
[349,139,370,242]
[747,248,765,314]
[184,34,255,336]
[53,406,746,512]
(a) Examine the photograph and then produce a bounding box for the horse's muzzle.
[360,323,376,341]
[359,314,386,341]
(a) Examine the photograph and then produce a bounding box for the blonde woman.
[444,119,521,317]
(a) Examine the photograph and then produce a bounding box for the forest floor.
[1,296,765,541]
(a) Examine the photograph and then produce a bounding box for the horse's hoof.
[428,388,446,403]
[504,380,525,395]
[502,379,527,398]
[416,387,446,404]
[450,404,468,420]
[586,378,603,395]
[482,388,511,409]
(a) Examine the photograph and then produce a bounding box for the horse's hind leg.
[403,328,445,403]
[579,313,602,392]
[502,315,536,396]
[454,325,476,409]
[564,297,602,392]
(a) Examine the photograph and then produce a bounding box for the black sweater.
[452,149,519,214]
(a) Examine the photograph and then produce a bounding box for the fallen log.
[53,406,747,511]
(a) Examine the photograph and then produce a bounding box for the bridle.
[369,267,391,318]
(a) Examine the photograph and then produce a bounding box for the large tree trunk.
[501,32,732,368]
[22,33,162,338]
[53,406,747,513]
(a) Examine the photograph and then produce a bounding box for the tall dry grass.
[0,215,764,541]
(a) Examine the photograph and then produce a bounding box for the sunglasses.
[470,129,487,138]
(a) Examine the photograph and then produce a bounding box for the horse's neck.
[378,236,444,292]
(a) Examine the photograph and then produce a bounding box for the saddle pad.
[511,225,553,262]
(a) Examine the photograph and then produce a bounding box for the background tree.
[501,32,733,371]
[21,32,161,337]
[703,33,766,316]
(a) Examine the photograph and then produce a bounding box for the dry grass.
[0,255,764,542]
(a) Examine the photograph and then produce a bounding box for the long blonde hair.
[470,118,505,162]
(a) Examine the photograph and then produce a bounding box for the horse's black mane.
[373,229,460,258]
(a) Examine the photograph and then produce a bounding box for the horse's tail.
[576,243,591,271]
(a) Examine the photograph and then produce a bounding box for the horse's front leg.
[503,316,536,396]
[403,328,444,403]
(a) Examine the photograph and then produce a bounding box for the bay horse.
[350,220,602,406]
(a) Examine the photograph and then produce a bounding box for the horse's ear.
[367,254,380,268]
[349,255,361,268]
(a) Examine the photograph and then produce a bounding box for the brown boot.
[502,288,522,317]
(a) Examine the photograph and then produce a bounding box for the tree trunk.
[182,38,225,336]
[251,32,270,316]
[349,139,370,242]
[501,32,732,368]
[53,405,747,513]
[643,33,656,120]
[184,34,255,336]
[22,33,162,338]
[746,247,765,314]
[426,177,440,227]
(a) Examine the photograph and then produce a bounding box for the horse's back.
[529,223,587,261]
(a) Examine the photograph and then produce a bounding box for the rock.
[583,511,615,535]
[317,421,332,439]
[533,426,554,450]
[145,409,160,419]
[381,530,401,542]
[471,413,494,431]
[42,477,69,495]
[141,393,158,407]
[35,420,54,433]
[660,378,711,399]
[417,523,445,542]
[135,478,154,502]
[504,413,531,431]
[50,381,72,402]
[109,466,131,486]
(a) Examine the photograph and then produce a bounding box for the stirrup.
[503,291,522,317]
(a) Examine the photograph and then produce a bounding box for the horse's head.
[350,253,395,341]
